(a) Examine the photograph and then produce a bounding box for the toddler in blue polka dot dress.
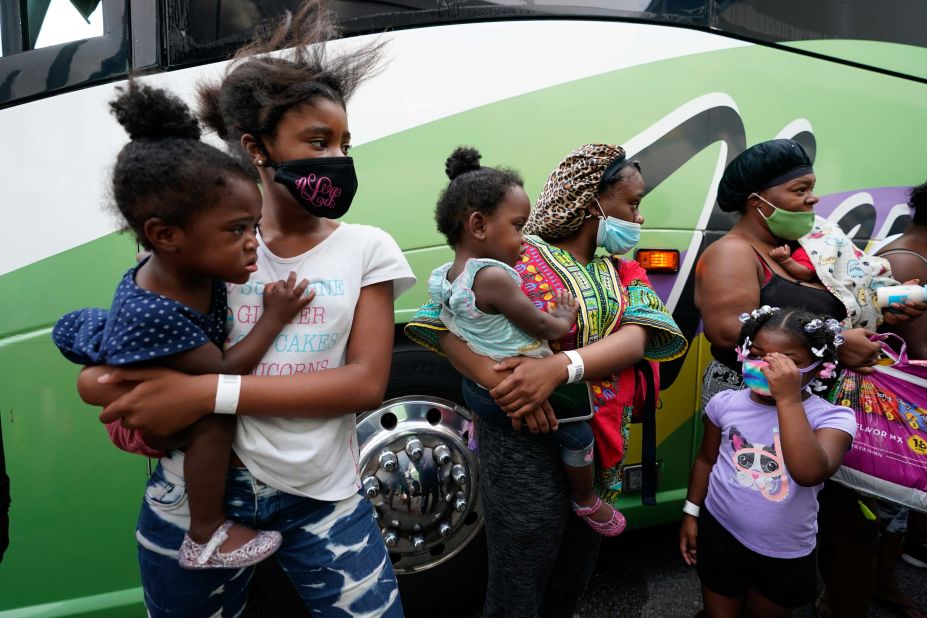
[52,81,315,570]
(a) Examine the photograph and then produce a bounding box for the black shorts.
[696,507,817,608]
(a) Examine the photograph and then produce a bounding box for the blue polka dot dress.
[52,259,228,366]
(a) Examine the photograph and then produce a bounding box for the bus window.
[0,0,102,56]
[33,0,103,50]
[0,0,130,107]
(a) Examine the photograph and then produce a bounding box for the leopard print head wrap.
[524,143,627,241]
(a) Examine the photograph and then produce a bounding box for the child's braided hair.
[736,306,843,377]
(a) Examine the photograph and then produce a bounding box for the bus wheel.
[366,346,487,616]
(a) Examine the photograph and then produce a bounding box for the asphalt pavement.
[438,522,927,617]
[247,523,927,617]
[575,523,927,617]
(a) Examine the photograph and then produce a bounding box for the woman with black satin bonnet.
[694,139,926,618]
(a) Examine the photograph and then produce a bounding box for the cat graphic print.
[729,426,789,502]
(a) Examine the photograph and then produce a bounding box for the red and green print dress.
[406,235,687,504]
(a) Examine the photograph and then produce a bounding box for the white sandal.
[177,520,282,570]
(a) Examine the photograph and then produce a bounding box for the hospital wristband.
[214,374,241,415]
[682,500,701,518]
[562,350,585,384]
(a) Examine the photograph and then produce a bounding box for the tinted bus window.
[0,0,127,107]
[33,0,103,50]
[0,0,102,56]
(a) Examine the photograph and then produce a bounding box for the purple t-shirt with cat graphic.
[704,388,855,558]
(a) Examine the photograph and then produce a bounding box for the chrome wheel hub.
[356,396,481,574]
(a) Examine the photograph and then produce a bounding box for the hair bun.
[110,81,201,142]
[445,146,482,180]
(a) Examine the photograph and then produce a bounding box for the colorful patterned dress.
[405,235,687,505]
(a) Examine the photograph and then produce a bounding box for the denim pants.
[136,452,403,617]
[462,378,594,467]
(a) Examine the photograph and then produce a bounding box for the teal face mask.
[752,193,815,240]
[593,198,641,255]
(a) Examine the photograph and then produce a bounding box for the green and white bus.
[1,1,925,615]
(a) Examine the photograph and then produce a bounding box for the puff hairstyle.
[737,307,840,368]
[197,0,384,175]
[434,147,524,247]
[110,80,252,249]
[909,179,927,226]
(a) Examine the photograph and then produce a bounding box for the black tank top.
[711,250,847,371]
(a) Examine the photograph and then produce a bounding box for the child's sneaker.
[178,520,282,569]
[571,496,626,537]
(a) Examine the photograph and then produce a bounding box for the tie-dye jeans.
[136,451,403,617]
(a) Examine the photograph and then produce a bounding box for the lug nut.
[439,522,453,537]
[411,535,426,551]
[362,476,380,499]
[433,444,452,465]
[451,464,467,485]
[405,438,424,460]
[454,496,468,513]
[378,451,398,472]
[383,530,399,548]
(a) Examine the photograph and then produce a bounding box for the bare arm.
[698,237,884,371]
[685,416,721,508]
[169,273,313,375]
[695,237,763,349]
[769,245,815,281]
[878,251,927,360]
[438,331,558,433]
[776,257,816,281]
[489,323,649,417]
[78,365,136,406]
[97,282,395,438]
[679,416,721,566]
[471,266,576,341]
[679,415,721,566]
[438,330,507,389]
[764,353,852,486]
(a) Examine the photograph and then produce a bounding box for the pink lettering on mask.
[295,174,342,209]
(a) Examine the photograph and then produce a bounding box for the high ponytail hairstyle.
[196,0,385,176]
[109,80,252,248]
[433,146,524,247]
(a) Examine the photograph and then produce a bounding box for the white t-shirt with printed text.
[227,223,415,500]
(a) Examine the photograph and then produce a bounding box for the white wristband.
[563,350,585,384]
[682,500,701,518]
[214,374,241,415]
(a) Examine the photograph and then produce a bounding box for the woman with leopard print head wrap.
[406,143,687,617]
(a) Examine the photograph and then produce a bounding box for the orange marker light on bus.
[635,249,679,273]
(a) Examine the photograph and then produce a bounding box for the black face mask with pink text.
[269,156,358,219]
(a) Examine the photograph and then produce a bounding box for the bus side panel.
[1,21,926,616]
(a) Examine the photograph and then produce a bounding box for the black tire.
[387,346,487,618]
[246,346,486,618]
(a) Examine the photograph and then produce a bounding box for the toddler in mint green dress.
[421,145,627,537]
[428,257,551,362]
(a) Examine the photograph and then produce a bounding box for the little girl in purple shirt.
[680,306,856,615]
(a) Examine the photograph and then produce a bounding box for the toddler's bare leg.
[182,415,253,547]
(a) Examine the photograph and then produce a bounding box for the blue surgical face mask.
[593,198,641,255]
